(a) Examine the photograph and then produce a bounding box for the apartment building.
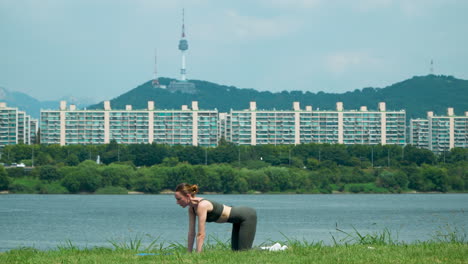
[0,102,37,146]
[40,101,218,147]
[409,119,429,149]
[410,108,468,153]
[228,101,406,146]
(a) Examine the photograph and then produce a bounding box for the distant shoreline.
[1,190,466,195]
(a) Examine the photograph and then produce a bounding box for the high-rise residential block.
[40,101,218,147]
[0,102,37,146]
[228,102,406,146]
[409,119,429,149]
[410,109,468,153]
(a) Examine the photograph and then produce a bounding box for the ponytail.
[175,183,199,197]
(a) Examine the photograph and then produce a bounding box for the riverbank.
[2,188,467,195]
[1,242,467,264]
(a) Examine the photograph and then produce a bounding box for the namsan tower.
[179,9,188,81]
[168,8,196,94]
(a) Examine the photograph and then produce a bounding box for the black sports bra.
[192,199,224,222]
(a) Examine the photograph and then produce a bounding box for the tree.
[39,165,62,182]
[233,176,249,193]
[376,170,408,191]
[131,167,162,193]
[62,170,101,193]
[421,165,449,192]
[100,164,134,188]
[35,152,54,166]
[262,167,291,192]
[65,154,80,166]
[162,157,180,167]
[210,140,237,164]
[244,169,269,192]
[447,148,468,163]
[211,165,238,193]
[405,145,436,165]
[0,166,10,190]
[200,166,222,192]
[61,160,102,193]
[101,140,119,164]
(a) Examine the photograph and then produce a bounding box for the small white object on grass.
[260,243,288,251]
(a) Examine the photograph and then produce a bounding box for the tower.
[178,8,189,81]
[168,8,196,94]
[152,49,160,88]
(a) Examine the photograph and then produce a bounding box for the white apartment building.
[40,101,218,147]
[0,102,37,146]
[409,119,430,149]
[410,108,468,153]
[228,102,406,146]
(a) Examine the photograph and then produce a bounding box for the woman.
[174,183,257,252]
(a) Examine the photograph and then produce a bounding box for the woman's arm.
[195,203,209,253]
[187,207,196,252]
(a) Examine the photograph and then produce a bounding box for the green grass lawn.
[1,242,467,264]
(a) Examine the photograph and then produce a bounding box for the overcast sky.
[1,0,467,102]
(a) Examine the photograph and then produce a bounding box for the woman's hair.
[175,183,199,197]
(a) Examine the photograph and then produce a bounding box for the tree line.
[0,140,466,194]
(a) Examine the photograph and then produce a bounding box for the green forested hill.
[88,75,468,119]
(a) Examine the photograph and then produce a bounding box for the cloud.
[353,0,393,12]
[258,0,321,9]
[349,0,444,17]
[325,52,381,74]
[225,10,301,40]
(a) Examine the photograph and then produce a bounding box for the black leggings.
[228,206,257,251]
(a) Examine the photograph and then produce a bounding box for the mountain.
[2,75,467,119]
[89,75,468,119]
[0,87,44,118]
[0,87,95,119]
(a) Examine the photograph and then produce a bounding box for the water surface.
[0,194,466,251]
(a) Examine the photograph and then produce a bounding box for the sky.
[1,0,467,102]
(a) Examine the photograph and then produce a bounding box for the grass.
[1,227,467,263]
[332,225,399,246]
[0,224,468,264]
[1,241,467,264]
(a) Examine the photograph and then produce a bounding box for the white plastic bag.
[260,242,288,251]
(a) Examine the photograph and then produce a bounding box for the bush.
[95,186,128,194]
[62,172,101,193]
[6,168,29,178]
[131,170,162,194]
[347,184,365,193]
[39,165,62,182]
[345,183,388,193]
[377,170,409,191]
[0,166,10,190]
[9,178,41,193]
[38,182,69,194]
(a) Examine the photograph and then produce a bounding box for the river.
[0,194,467,251]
